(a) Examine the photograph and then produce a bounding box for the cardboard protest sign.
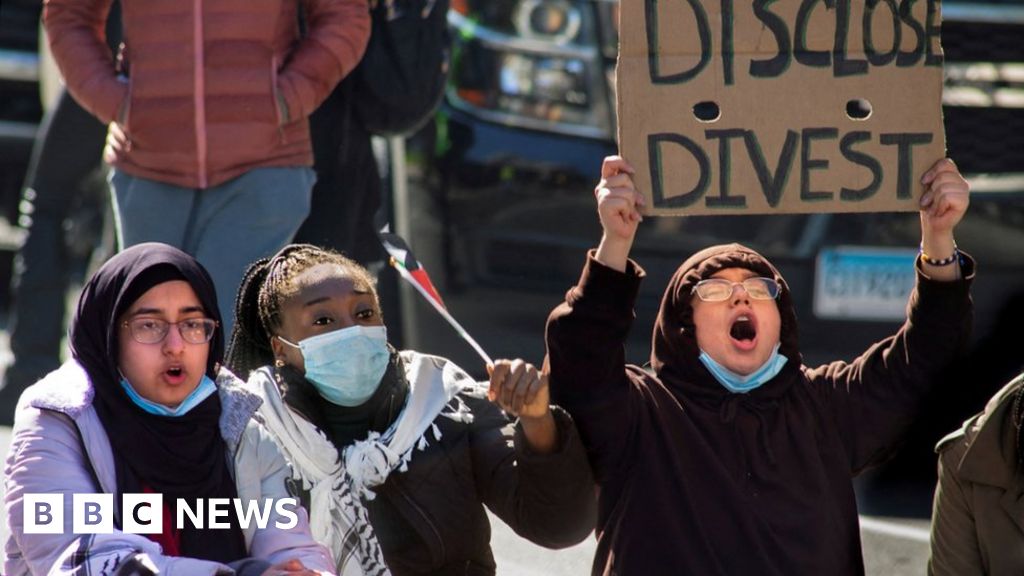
[617,0,946,216]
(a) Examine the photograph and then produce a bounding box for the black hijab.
[69,242,245,563]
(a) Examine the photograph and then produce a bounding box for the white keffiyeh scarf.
[248,351,483,575]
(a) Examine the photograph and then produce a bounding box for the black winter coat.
[368,395,594,575]
[283,353,597,576]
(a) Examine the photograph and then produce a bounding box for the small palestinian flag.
[379,231,492,365]
[379,232,445,308]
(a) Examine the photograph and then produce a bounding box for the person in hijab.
[929,370,1024,575]
[544,156,974,575]
[225,244,596,576]
[4,242,333,576]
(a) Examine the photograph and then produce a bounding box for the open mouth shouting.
[729,313,759,351]
[164,364,187,385]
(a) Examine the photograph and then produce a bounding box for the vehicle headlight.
[453,0,587,43]
[513,0,583,43]
[448,0,614,139]
[500,53,588,103]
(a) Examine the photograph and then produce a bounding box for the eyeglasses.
[121,318,218,345]
[691,277,781,302]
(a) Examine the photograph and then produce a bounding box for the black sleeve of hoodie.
[805,254,975,474]
[544,251,646,482]
[466,395,597,549]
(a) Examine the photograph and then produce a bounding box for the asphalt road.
[486,502,933,575]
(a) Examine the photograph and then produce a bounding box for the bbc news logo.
[24,494,300,534]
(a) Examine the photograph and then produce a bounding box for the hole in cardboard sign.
[693,101,721,122]
[846,99,873,120]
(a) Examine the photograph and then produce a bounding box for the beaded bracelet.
[919,243,960,267]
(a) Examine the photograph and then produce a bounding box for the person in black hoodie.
[545,155,974,575]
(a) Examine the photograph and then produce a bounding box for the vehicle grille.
[943,17,1024,175]
[0,0,41,52]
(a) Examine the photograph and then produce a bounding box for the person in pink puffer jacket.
[42,0,371,338]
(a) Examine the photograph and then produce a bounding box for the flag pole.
[389,257,494,366]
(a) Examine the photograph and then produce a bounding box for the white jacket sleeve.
[4,407,231,576]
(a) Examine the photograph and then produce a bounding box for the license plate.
[813,247,918,321]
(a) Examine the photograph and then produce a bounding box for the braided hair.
[225,244,380,379]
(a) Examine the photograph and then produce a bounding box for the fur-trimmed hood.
[19,360,261,453]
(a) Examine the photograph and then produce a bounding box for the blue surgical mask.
[698,344,788,394]
[279,325,390,407]
[120,374,218,416]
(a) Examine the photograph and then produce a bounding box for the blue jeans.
[110,166,315,337]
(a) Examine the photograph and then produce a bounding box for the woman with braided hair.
[225,244,596,576]
[929,371,1024,575]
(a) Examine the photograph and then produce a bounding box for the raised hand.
[920,158,970,238]
[487,359,550,421]
[919,158,971,282]
[596,155,643,240]
[487,359,557,454]
[594,156,644,272]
